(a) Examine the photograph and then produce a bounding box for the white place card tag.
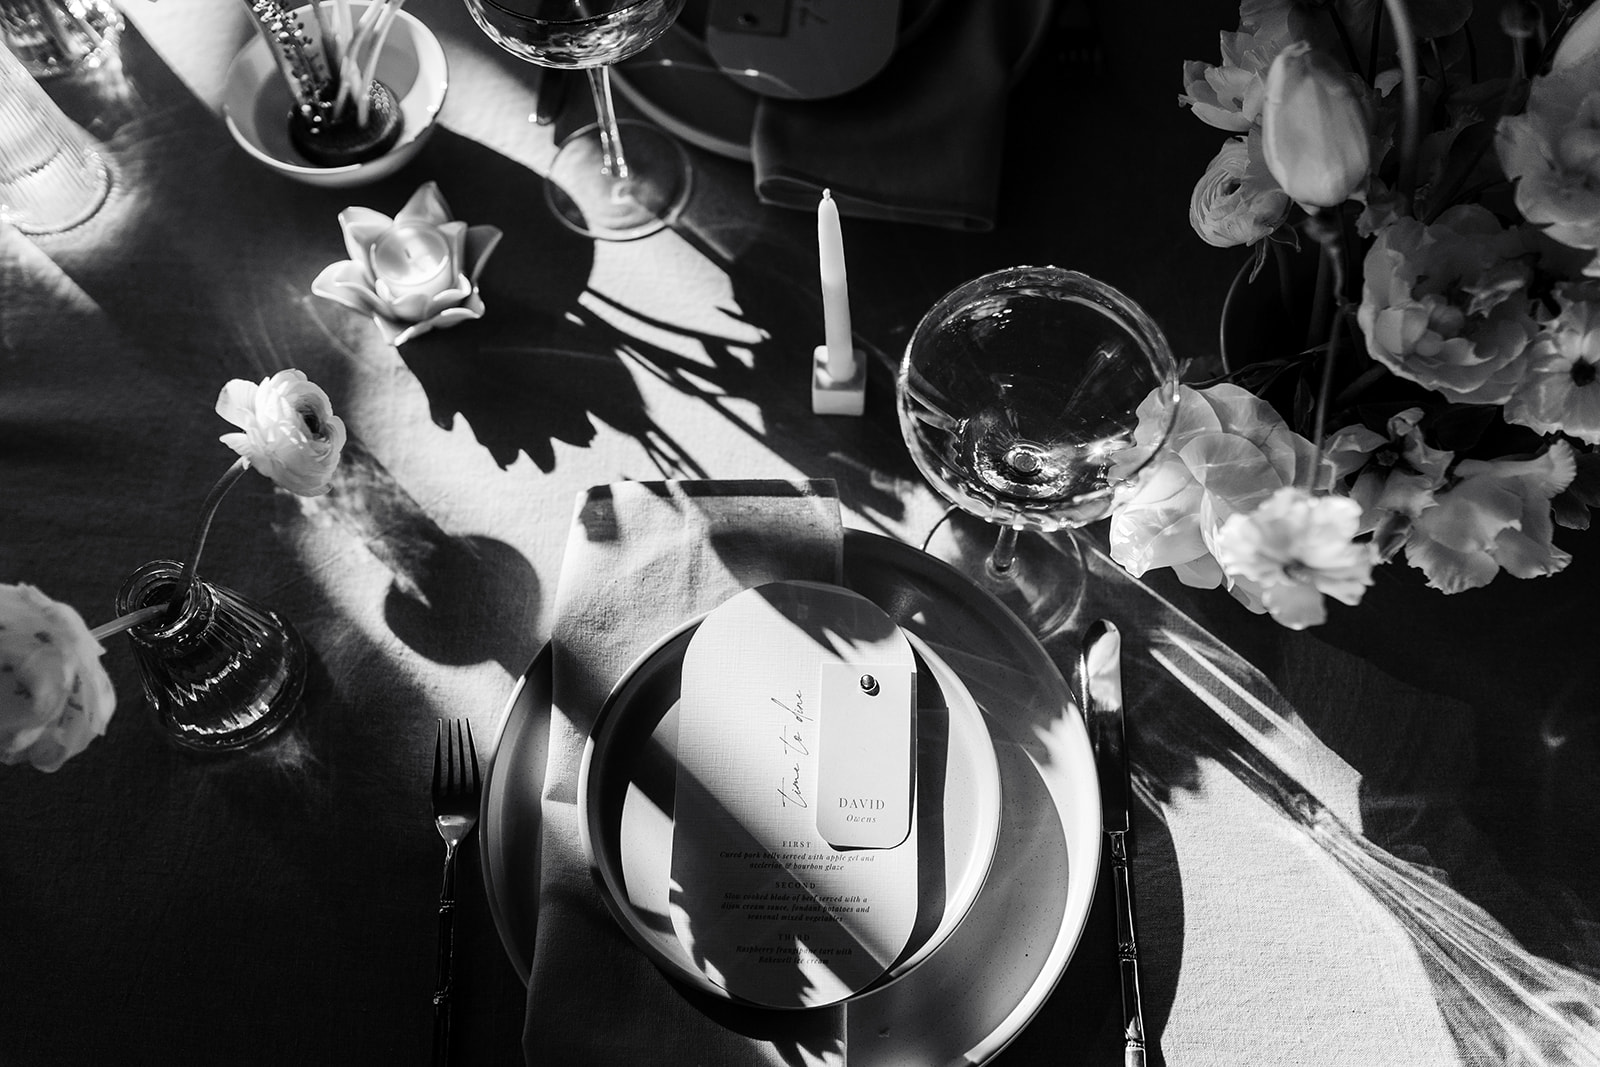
[669,581,919,1008]
[815,660,914,849]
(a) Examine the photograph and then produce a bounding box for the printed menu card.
[669,581,919,1008]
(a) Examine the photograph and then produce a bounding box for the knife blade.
[1081,619,1148,1067]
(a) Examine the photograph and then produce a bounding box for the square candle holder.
[812,345,866,416]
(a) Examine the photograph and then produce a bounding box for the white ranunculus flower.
[0,584,117,772]
[216,369,347,497]
[1189,135,1292,248]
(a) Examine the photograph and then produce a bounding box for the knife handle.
[1109,829,1147,1067]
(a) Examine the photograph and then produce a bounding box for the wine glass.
[463,0,691,241]
[897,266,1180,614]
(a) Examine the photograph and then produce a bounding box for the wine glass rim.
[896,264,1186,519]
[903,262,1182,397]
[913,265,1168,346]
[470,0,680,26]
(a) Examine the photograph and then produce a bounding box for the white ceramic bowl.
[221,4,448,188]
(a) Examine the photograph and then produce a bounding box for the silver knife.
[1082,619,1148,1067]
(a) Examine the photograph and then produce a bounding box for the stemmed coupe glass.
[463,0,690,241]
[897,266,1180,611]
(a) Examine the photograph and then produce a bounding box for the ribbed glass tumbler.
[0,39,110,233]
[115,561,307,753]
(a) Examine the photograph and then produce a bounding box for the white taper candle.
[817,189,854,380]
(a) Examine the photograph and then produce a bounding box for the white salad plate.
[576,607,1003,1007]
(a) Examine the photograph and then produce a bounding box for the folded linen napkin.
[524,479,847,1067]
[750,0,1054,231]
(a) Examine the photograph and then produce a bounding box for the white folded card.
[669,581,920,1008]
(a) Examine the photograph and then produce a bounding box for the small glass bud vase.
[114,560,306,752]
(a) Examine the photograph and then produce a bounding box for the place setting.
[471,476,1104,1066]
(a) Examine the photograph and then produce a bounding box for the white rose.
[216,369,347,496]
[0,584,117,772]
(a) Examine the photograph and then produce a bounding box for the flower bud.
[1261,41,1372,210]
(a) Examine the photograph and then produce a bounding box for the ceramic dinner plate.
[611,0,1051,164]
[576,613,1002,1007]
[480,530,1100,1065]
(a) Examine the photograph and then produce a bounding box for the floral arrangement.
[1,370,345,771]
[1108,0,1600,628]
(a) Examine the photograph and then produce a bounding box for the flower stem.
[1304,239,1333,356]
[179,458,250,591]
[1381,0,1421,204]
[1306,221,1350,490]
[89,604,170,642]
[1366,0,1384,84]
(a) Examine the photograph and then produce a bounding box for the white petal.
[397,180,452,226]
[338,207,394,266]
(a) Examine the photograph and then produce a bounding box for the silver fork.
[431,718,481,1067]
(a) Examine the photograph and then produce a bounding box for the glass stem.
[988,524,1020,578]
[585,66,629,181]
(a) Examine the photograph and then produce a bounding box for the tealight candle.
[370,222,453,301]
[817,189,855,381]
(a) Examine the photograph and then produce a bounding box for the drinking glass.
[0,38,110,233]
[462,0,689,241]
[898,266,1180,603]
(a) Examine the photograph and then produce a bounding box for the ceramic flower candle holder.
[312,181,502,345]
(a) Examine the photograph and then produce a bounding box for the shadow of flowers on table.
[296,436,539,675]
[392,192,918,533]
[398,314,704,477]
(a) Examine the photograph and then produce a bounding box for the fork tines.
[432,718,480,809]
